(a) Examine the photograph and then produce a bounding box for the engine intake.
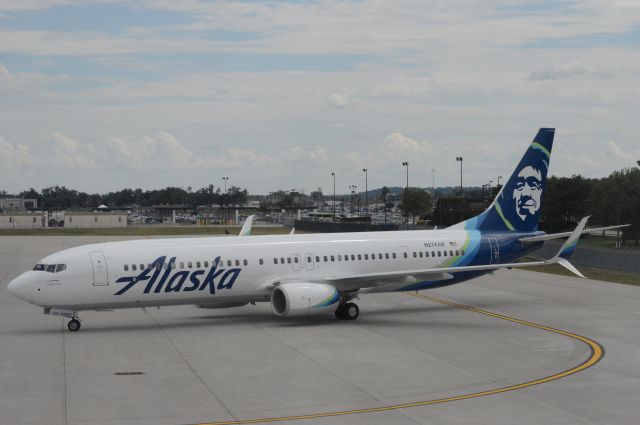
[271,282,340,317]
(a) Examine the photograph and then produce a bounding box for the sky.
[1,0,639,196]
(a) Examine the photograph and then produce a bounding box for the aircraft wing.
[272,217,591,293]
[519,224,629,243]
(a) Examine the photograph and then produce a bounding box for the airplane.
[6,128,628,332]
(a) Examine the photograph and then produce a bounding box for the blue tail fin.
[453,128,555,233]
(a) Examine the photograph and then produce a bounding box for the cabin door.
[488,238,500,264]
[89,251,109,285]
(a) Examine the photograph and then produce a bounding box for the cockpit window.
[34,264,67,273]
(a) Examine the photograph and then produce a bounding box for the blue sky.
[1,0,639,194]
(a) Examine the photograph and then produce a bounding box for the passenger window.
[392,253,396,259]
[140,264,145,271]
[461,249,465,255]
[180,262,184,269]
[351,255,355,260]
[280,258,285,264]
[274,258,278,264]
[338,255,342,261]
[344,255,349,262]
[155,263,162,271]
[307,256,312,263]
[357,254,362,260]
[227,260,232,267]
[455,250,459,256]
[324,256,328,262]
[437,251,441,257]
[331,255,335,262]
[196,261,201,268]
[431,252,435,258]
[287,257,291,264]
[204,261,209,267]
[293,257,298,264]
[413,252,417,258]
[371,253,375,259]
[419,252,423,258]
[403,252,408,258]
[235,260,240,266]
[56,264,67,273]
[443,251,448,257]
[385,253,389,259]
[259,259,264,265]
[378,253,383,259]
[316,256,320,262]
[364,254,368,260]
[124,264,129,271]
[132,264,137,271]
[188,262,193,268]
[244,259,248,266]
[450,250,454,256]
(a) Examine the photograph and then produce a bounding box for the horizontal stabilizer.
[519,223,630,243]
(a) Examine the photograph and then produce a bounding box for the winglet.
[549,216,589,278]
[239,215,254,236]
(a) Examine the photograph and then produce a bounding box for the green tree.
[398,188,432,223]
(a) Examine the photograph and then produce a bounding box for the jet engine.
[271,282,340,317]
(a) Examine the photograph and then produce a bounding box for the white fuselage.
[9,230,476,311]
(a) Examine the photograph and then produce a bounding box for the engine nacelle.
[271,282,340,317]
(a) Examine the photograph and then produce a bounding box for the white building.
[65,212,128,228]
[0,213,47,229]
[0,198,37,211]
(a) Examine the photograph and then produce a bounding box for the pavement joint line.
[142,308,239,423]
[189,293,604,425]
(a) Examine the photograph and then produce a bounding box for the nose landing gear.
[67,317,81,332]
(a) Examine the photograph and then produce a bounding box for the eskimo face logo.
[512,165,543,221]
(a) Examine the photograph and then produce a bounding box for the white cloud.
[326,92,348,108]
[383,132,432,157]
[49,132,97,168]
[0,136,31,167]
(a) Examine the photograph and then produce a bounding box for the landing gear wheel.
[335,303,359,320]
[344,303,359,320]
[68,319,81,332]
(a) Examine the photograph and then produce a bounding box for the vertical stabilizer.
[451,128,555,232]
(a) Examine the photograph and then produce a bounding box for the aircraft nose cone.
[7,273,32,302]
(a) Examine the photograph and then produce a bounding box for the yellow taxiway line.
[193,293,604,425]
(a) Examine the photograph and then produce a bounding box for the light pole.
[402,161,409,229]
[331,172,336,222]
[482,184,487,208]
[349,185,357,216]
[456,156,463,221]
[497,175,502,187]
[362,168,368,217]
[222,177,229,225]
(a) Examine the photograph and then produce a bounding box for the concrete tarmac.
[1,236,639,425]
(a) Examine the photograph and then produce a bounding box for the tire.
[68,319,81,332]
[334,305,346,319]
[344,303,359,320]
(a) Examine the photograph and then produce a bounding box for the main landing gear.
[67,316,81,332]
[335,302,359,320]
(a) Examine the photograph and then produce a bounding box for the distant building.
[0,212,47,229]
[65,212,128,228]
[0,198,37,212]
